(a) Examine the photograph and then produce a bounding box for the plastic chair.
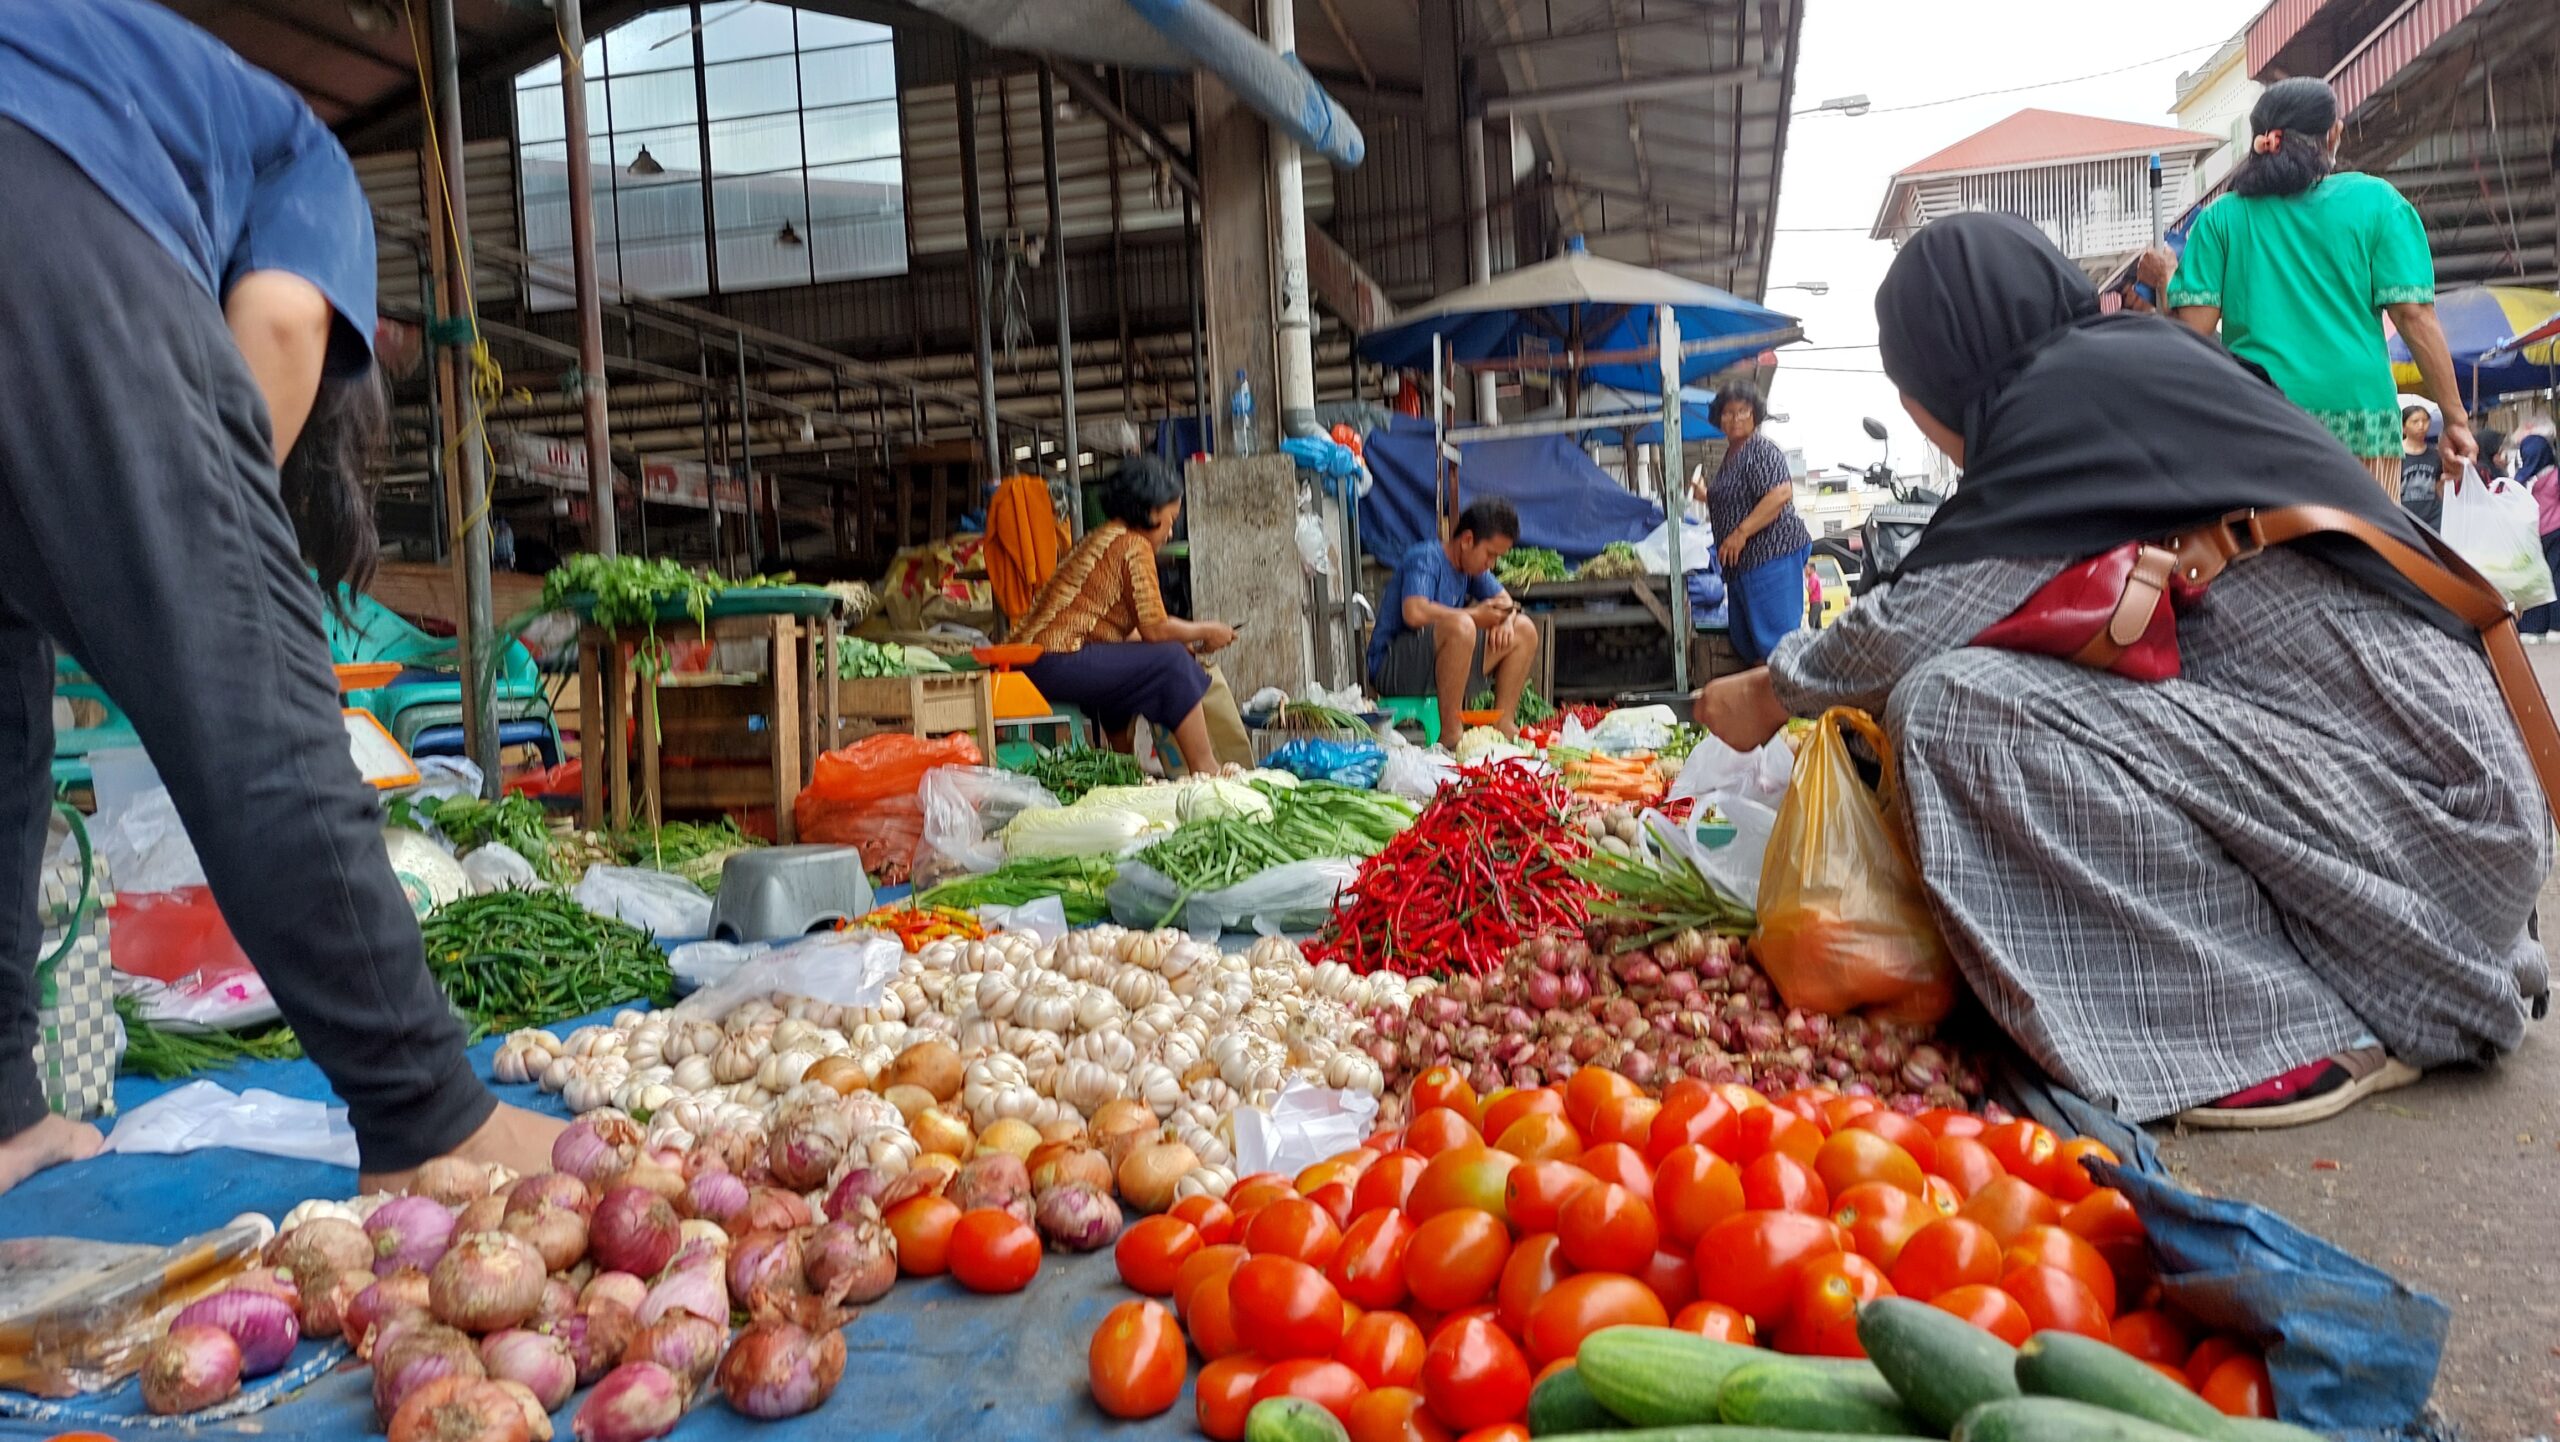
[1378,696,1439,738]
[49,654,140,789]
[325,588,560,759]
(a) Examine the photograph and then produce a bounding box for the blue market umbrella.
[1576,386,1724,447]
[2388,285,2560,403]
[1357,236,1801,393]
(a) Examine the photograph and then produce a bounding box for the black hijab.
[1876,212,2458,635]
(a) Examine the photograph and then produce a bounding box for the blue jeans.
[1727,545,1812,663]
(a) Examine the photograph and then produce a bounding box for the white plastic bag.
[668,939,771,994]
[1378,746,1461,801]
[460,841,542,895]
[105,1081,359,1168]
[2441,462,2556,609]
[573,865,714,938]
[1231,1083,1381,1178]
[1588,705,1679,756]
[915,767,1059,886]
[1107,857,1360,938]
[93,786,205,892]
[1671,793,1779,908]
[1667,733,1795,810]
[978,895,1070,946]
[674,931,906,1018]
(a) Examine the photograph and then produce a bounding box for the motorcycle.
[1846,417,1945,596]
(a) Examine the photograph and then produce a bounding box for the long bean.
[420,890,673,1039]
[915,855,1117,924]
[116,997,304,1079]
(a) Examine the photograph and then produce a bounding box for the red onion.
[348,1271,433,1357]
[302,1269,368,1341]
[590,1187,680,1278]
[508,1172,595,1219]
[634,1254,727,1329]
[1031,1183,1122,1254]
[370,1195,460,1277]
[804,1205,899,1304]
[580,1271,648,1315]
[572,1361,687,1442]
[739,1186,813,1233]
[172,1287,299,1377]
[142,1324,243,1414]
[726,1229,808,1319]
[534,1276,580,1328]
[947,1154,1032,1223]
[222,1266,301,1310]
[553,1117,643,1188]
[411,1156,495,1207]
[457,1194,510,1237]
[1560,970,1593,1006]
[1520,971,1563,1009]
[374,1323,485,1424]
[430,1230,548,1334]
[558,1299,641,1387]
[386,1375,536,1442]
[503,1202,590,1274]
[611,1159,687,1209]
[479,1328,577,1412]
[621,1312,725,1392]
[682,1170,751,1228]
[270,1217,372,1281]
[714,1319,845,1420]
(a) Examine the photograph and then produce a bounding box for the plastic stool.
[709,846,875,941]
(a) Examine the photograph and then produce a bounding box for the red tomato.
[1819,1095,1880,1134]
[1776,1252,1894,1358]
[1308,1181,1358,1231]
[1337,1310,1428,1389]
[1172,1195,1239,1246]
[1479,1087,1563,1144]
[2109,1311,2193,1367]
[948,1210,1041,1293]
[1254,1358,1369,1423]
[886,1195,960,1277]
[1405,1108,1484,1160]
[2200,1356,2275,1418]
[1671,1301,1757,1344]
[2184,1336,2248,1390]
[1176,1243,1251,1320]
[1887,1217,2004,1299]
[1814,1128,1927,1198]
[1981,1120,2059,1182]
[1089,1299,1186,1418]
[1493,1232,1572,1337]
[1648,1085,1740,1163]
[1503,1159,1597,1235]
[1411,1067,1481,1126]
[2000,1263,2110,1340]
[1428,1303,1498,1341]
[1407,1145,1519,1223]
[1959,1176,2064,1246]
[1920,1175,1965,1220]
[2002,1224,2118,1315]
[1638,1248,1698,1315]
[1771,1089,1830,1128]
[1404,1209,1512,1312]
[1492,1113,1585,1163]
[1521,1273,1670,1368]
[1248,1197,1347,1268]
[1367,1129,1405,1151]
[1930,1283,2032,1345]
[1188,1271,1246,1359]
[1301,1151,1378,1195]
[2061,1187,2145,1247]
[1558,1183,1659,1274]
[1841,1109,1936,1158]
[1456,1427,1531,1442]
[1419,1315,1532,1433]
[1330,1208,1418,1311]
[1741,1152,1831,1216]
[2148,1361,2197,1389]
[1831,1182,1928,1268]
[1653,1145,1747,1246]
[1116,1216,1205,1296]
[1194,1354,1268,1441]
[1344,1385,1456,1442]
[1692,1210,1848,1330]
[1354,1151,1430,1218]
[1589,1095,1663,1151]
[1575,1143,1655,1199]
[1562,1067,1638,1133]
[1920,1108,1987,1139]
[1230,1176,1298,1219]
[2043,1138,2119,1202]
[1231,1255,1348,1360]
[1727,1104,1823,1168]
[1929,1137,2006,1199]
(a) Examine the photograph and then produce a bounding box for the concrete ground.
[2147,649,2560,1441]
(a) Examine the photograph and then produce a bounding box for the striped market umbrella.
[2388,285,2560,402]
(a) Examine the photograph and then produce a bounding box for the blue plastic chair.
[324,588,560,761]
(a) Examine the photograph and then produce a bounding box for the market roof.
[1890,109,2223,179]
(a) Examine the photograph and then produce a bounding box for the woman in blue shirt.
[0,1,557,1195]
[1694,383,1812,662]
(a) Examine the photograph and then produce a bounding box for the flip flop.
[2175,1049,2421,1131]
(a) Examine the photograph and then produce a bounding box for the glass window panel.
[793,12,889,48]
[805,160,904,282]
[613,123,702,180]
[801,101,898,167]
[797,42,894,109]
[713,173,812,290]
[704,55,798,121]
[707,111,803,174]
[805,159,901,219]
[614,178,710,296]
[515,85,564,145]
[604,8,697,73]
[696,1,799,63]
[607,67,698,130]
[519,56,561,88]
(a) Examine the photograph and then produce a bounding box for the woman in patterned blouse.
[1694,382,1812,663]
[1011,457,1236,774]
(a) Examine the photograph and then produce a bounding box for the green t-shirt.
[2166,172,2435,457]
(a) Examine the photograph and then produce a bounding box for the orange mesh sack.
[794,732,983,883]
[1750,707,1957,1023]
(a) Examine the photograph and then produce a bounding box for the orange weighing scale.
[333,662,419,790]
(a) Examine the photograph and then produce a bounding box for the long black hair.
[2229,76,2338,198]
[1101,455,1185,529]
[281,368,388,603]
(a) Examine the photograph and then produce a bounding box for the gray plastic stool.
[710,846,875,941]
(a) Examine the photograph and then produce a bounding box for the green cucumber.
[1529,1363,1625,1435]
[1855,1296,2023,1432]
[1717,1359,1927,1436]
[1955,1397,2216,1442]
[2221,1419,2329,1442]
[1535,1430,1939,1442]
[1244,1396,1350,1442]
[2015,1331,2243,1439]
[1574,1326,1774,1425]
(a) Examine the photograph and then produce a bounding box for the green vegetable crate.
[833,672,997,758]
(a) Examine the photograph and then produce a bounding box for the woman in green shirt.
[2166,77,2473,496]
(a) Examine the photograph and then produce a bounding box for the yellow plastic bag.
[1752,707,1958,1023]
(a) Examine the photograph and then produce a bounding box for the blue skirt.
[1726,545,1811,663]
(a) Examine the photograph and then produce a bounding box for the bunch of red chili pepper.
[1519,703,1611,747]
[1304,758,1595,977]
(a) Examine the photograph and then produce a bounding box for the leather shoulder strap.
[2167,506,2560,833]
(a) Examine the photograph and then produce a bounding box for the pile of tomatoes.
[1086,1062,2279,1440]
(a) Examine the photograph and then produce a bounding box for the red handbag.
[1972,541,2189,680]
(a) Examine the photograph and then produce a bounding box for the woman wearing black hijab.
[1697,213,2546,1129]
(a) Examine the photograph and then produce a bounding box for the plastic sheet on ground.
[1107,857,1359,937]
[102,1081,357,1168]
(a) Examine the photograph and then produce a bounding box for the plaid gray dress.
[1768,548,2549,1121]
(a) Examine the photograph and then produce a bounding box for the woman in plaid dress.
[1699,214,2547,1128]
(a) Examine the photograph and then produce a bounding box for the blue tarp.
[1361,413,1663,565]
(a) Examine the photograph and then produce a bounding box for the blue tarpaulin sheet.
[1360,413,1663,565]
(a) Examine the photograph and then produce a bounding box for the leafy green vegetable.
[1494,546,1570,588]
[1466,681,1555,724]
[538,555,791,680]
[615,818,760,895]
[915,855,1118,924]
[1575,541,1647,581]
[833,636,951,679]
[1015,747,1144,802]
[385,794,566,883]
[1658,723,1707,762]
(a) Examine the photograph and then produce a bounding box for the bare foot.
[361,1102,565,1194]
[0,1114,105,1196]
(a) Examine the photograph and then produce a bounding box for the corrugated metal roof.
[2331,0,2487,116]
[1890,110,2224,179]
[2245,0,2329,76]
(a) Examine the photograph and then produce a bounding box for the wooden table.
[1515,576,1727,702]
[575,612,841,842]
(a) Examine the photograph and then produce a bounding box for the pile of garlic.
[500,926,1421,1183]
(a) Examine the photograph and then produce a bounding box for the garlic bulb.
[1172,1165,1235,1202]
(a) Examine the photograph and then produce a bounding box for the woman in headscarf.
[1695,212,2547,1129]
[2166,77,2475,493]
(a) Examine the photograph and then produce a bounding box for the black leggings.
[0,121,492,1171]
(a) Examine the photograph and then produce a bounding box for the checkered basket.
[35,804,119,1121]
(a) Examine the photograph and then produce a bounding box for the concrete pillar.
[1195,0,1277,456]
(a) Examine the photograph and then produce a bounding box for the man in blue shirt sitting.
[1367,498,1540,750]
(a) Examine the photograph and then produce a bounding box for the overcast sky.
[1762,0,2266,478]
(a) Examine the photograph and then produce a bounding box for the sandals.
[2175,1046,2421,1131]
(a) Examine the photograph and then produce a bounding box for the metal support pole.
[1463,114,1499,423]
[955,48,1002,482]
[429,0,499,792]
[417,257,446,556]
[699,338,722,572]
[1658,303,1690,691]
[1185,190,1207,450]
[2148,152,2164,245]
[1269,0,1318,440]
[557,0,617,557]
[1040,65,1081,527]
[736,331,759,570]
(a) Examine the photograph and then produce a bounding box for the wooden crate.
[832,673,996,755]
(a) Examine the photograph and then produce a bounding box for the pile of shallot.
[1351,925,1980,1112]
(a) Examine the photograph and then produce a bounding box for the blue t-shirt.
[1368,539,1503,673]
[0,0,376,375]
